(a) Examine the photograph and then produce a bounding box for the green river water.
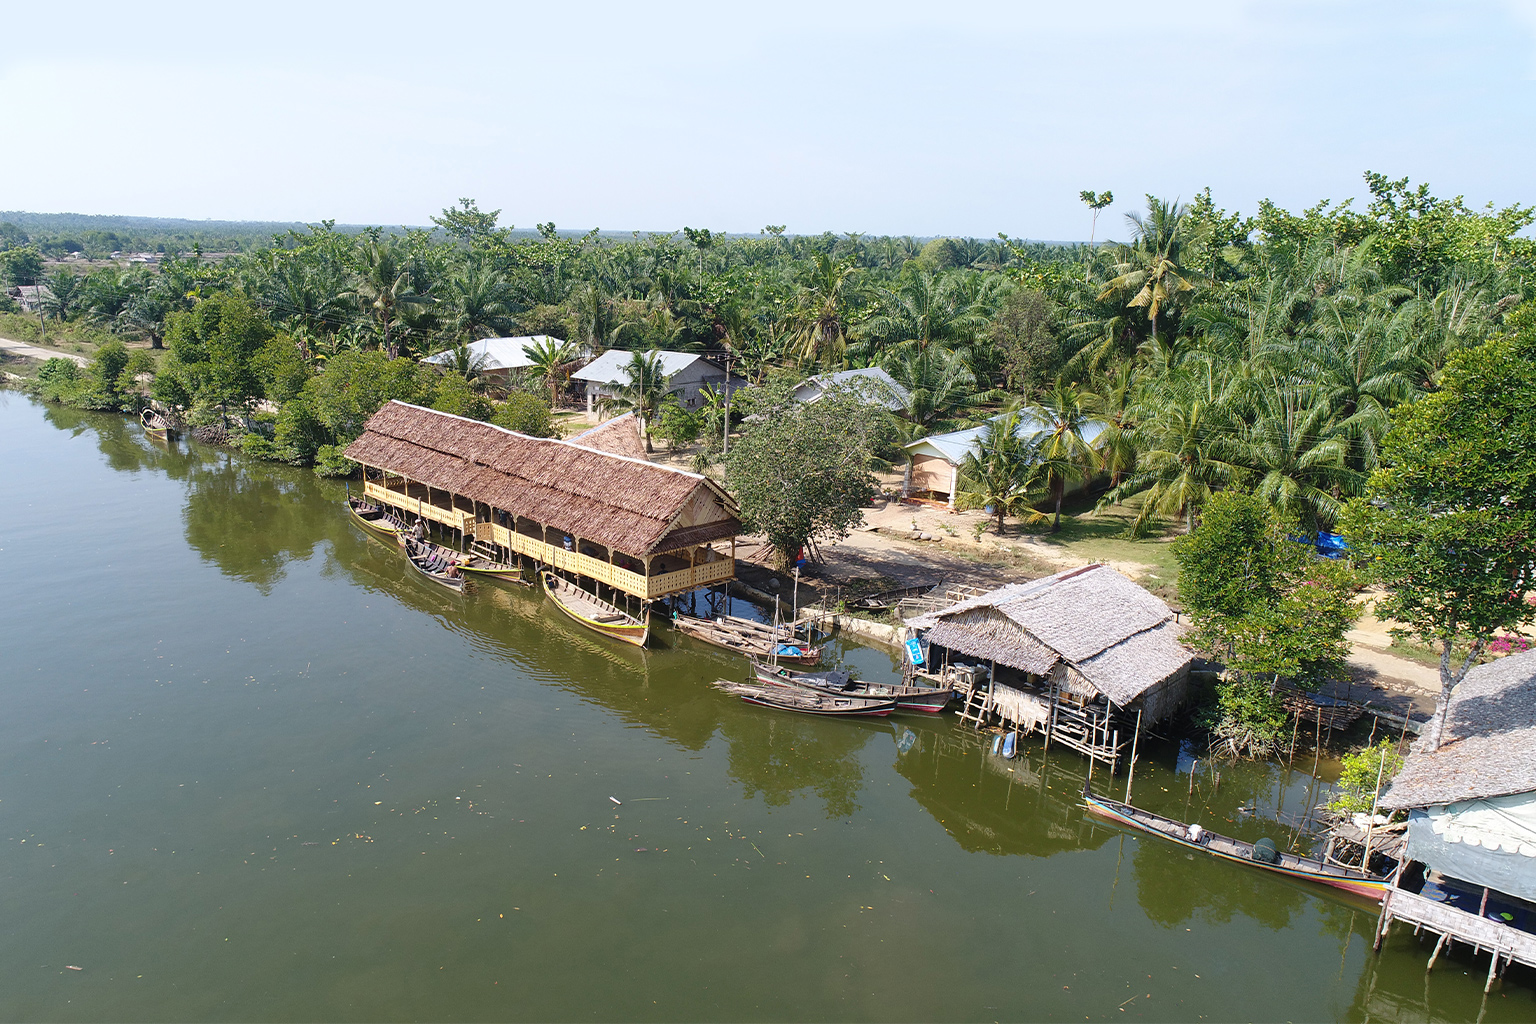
[1,392,1531,1022]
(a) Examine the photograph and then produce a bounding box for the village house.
[418,335,565,385]
[792,366,910,412]
[901,412,1107,508]
[1370,648,1536,987]
[906,564,1193,769]
[7,284,54,312]
[570,349,745,415]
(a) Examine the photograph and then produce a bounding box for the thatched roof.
[910,564,1192,706]
[569,413,647,461]
[1380,649,1536,809]
[344,402,738,556]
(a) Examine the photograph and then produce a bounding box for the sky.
[2,1,1534,240]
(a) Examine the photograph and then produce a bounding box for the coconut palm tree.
[1097,196,1205,344]
[785,252,861,367]
[1022,377,1106,532]
[881,345,998,434]
[522,336,577,409]
[1229,381,1361,532]
[858,268,993,360]
[958,413,1046,535]
[602,350,669,452]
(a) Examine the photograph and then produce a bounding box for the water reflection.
[721,712,874,819]
[182,454,331,594]
[891,723,1110,857]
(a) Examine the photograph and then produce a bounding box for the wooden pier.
[1374,884,1536,991]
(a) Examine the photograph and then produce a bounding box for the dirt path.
[0,336,89,366]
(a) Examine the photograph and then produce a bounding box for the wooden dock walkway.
[1374,885,1536,991]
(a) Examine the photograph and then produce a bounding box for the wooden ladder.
[957,684,993,729]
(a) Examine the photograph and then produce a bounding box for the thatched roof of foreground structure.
[345,402,739,555]
[569,413,647,461]
[909,564,1192,707]
[1380,649,1536,810]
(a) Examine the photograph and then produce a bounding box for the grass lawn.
[1016,492,1185,585]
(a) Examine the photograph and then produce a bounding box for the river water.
[0,393,1529,1022]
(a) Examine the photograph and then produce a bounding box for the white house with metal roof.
[570,349,744,414]
[420,335,563,381]
[902,412,1106,507]
[792,367,910,412]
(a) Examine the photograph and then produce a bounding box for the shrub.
[493,391,557,437]
[314,445,359,478]
[1328,739,1405,815]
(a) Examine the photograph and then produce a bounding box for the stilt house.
[907,564,1193,768]
[344,402,740,602]
[1370,649,1536,986]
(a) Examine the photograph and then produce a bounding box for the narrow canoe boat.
[855,582,938,611]
[754,662,953,713]
[543,572,648,647]
[140,407,174,441]
[347,496,409,541]
[711,679,896,717]
[459,543,530,586]
[673,613,821,664]
[1082,781,1389,901]
[400,535,466,592]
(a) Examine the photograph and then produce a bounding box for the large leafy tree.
[1340,304,1536,752]
[725,381,897,568]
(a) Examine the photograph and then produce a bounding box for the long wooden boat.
[855,582,938,611]
[1082,781,1389,901]
[400,535,466,592]
[754,662,953,713]
[543,572,648,647]
[459,543,530,586]
[140,407,174,441]
[711,679,896,717]
[347,496,409,541]
[673,613,821,664]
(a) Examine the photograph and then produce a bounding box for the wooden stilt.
[1426,932,1448,972]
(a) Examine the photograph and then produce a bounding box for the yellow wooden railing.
[473,520,732,600]
[364,481,476,534]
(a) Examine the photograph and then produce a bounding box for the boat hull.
[738,692,894,716]
[1082,785,1388,901]
[400,536,466,592]
[543,573,648,647]
[674,614,821,664]
[714,680,895,716]
[347,497,406,541]
[754,665,952,713]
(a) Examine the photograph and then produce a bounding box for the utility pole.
[722,353,732,457]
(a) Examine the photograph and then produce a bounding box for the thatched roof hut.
[1381,649,1536,811]
[569,413,647,461]
[344,401,738,557]
[909,564,1194,719]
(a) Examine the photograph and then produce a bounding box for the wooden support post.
[1426,932,1447,972]
[1484,950,1500,993]
[1125,707,1144,804]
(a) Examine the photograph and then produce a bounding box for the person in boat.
[413,520,426,540]
[1187,823,1206,845]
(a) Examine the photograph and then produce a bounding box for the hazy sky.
[3,1,1533,239]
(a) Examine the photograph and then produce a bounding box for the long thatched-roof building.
[344,402,740,601]
[908,564,1194,768]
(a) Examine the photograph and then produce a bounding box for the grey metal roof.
[570,349,713,384]
[903,412,1106,466]
[793,367,911,411]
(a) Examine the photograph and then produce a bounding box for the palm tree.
[958,413,1046,536]
[881,345,997,434]
[785,252,860,367]
[439,264,516,343]
[342,236,428,358]
[858,268,992,360]
[602,350,669,452]
[1097,374,1240,535]
[39,269,83,321]
[522,336,577,409]
[1023,378,1105,532]
[1097,196,1205,343]
[1229,381,1361,532]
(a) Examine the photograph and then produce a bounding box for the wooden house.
[1371,649,1536,987]
[344,402,740,602]
[907,564,1193,768]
